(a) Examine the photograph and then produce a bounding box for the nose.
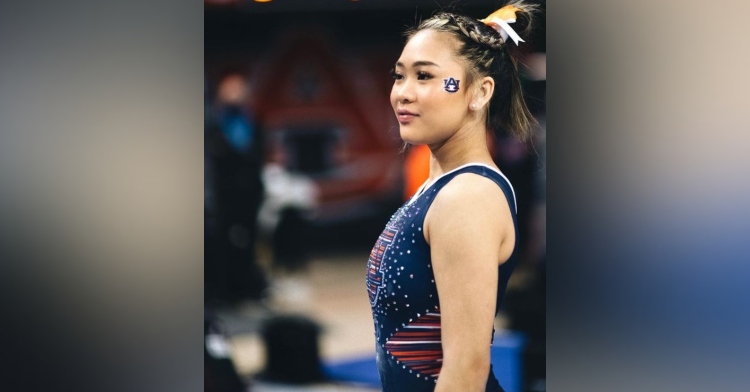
[392,78,415,104]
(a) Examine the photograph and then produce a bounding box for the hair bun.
[480,1,536,46]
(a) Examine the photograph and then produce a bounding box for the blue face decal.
[443,77,460,93]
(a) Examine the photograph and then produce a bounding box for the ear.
[469,76,495,111]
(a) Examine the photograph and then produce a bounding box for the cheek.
[427,95,470,132]
[429,91,465,114]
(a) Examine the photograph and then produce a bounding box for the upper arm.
[424,174,514,369]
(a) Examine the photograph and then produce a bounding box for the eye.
[416,71,433,80]
[390,68,403,80]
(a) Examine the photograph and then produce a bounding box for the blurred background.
[203,1,546,391]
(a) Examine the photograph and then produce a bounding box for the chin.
[399,127,423,145]
[401,129,443,147]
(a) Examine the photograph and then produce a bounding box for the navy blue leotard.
[366,163,519,392]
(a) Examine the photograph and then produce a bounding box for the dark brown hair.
[405,1,538,141]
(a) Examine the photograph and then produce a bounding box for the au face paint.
[443,77,460,93]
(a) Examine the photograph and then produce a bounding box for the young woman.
[366,3,538,391]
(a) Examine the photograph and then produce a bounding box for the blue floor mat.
[323,331,525,392]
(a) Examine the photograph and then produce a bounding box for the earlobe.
[471,87,484,111]
[470,80,492,111]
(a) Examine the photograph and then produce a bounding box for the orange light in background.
[254,0,273,2]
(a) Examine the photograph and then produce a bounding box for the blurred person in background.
[257,161,319,309]
[205,72,267,306]
[366,2,538,391]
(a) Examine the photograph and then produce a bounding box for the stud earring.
[471,103,477,109]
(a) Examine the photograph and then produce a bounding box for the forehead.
[398,29,463,68]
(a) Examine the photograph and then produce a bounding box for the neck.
[427,121,496,179]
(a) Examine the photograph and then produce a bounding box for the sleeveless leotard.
[366,163,519,392]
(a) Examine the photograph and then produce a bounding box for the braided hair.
[405,1,537,141]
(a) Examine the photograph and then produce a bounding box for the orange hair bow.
[480,5,525,45]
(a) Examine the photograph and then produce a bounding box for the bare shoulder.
[424,172,513,243]
[432,173,511,217]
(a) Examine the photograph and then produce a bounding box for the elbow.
[468,355,491,381]
[439,352,491,388]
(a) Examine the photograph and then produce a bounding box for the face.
[390,29,474,145]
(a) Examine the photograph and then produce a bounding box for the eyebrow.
[394,61,440,68]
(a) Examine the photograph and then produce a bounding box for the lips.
[396,109,418,124]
